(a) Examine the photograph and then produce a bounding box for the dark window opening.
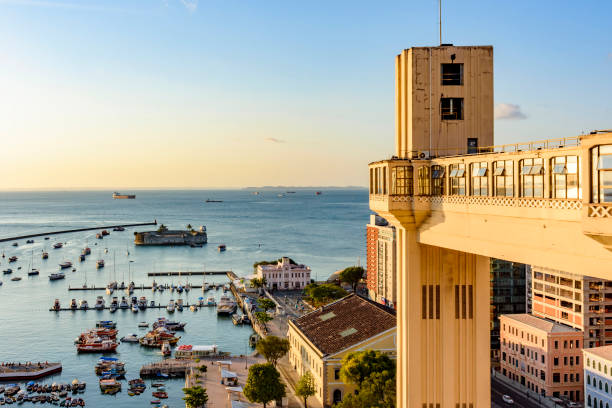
[441,98,463,120]
[441,63,463,85]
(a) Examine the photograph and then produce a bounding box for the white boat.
[206,296,216,306]
[131,304,139,313]
[138,322,149,328]
[70,299,78,309]
[202,282,210,292]
[109,297,119,313]
[94,296,105,310]
[119,297,129,309]
[59,261,72,269]
[216,295,236,315]
[79,300,89,310]
[120,334,139,343]
[166,300,175,313]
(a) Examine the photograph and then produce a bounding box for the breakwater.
[0,221,157,243]
[147,271,231,276]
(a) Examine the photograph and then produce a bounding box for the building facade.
[287,294,396,408]
[256,257,311,291]
[531,266,612,348]
[366,215,396,308]
[500,314,583,402]
[490,260,527,363]
[583,346,612,408]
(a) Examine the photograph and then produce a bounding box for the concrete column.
[395,223,491,408]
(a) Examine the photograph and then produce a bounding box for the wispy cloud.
[265,137,285,144]
[495,103,527,120]
[180,0,197,13]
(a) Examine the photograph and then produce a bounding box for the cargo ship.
[112,192,136,199]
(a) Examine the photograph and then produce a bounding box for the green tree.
[295,371,316,408]
[304,283,347,307]
[197,364,207,373]
[255,311,273,328]
[250,277,267,290]
[257,297,276,313]
[255,335,290,367]
[243,363,286,408]
[339,350,394,388]
[157,224,168,233]
[339,266,364,292]
[182,385,209,408]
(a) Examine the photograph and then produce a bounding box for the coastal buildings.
[500,314,583,401]
[287,294,396,407]
[133,226,207,246]
[490,260,527,363]
[583,346,612,408]
[366,214,397,308]
[531,266,612,348]
[256,257,311,291]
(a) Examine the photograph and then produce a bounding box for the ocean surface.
[0,189,369,407]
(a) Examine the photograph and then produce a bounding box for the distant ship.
[112,192,136,199]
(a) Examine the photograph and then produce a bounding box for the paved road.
[491,376,543,408]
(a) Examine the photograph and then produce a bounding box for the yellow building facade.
[287,294,396,407]
[368,43,612,408]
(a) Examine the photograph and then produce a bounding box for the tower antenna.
[439,0,442,45]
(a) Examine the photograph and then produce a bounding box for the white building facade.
[257,257,311,291]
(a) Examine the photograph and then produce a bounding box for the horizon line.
[0,185,369,192]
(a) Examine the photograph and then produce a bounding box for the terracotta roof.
[291,294,396,355]
[501,314,579,334]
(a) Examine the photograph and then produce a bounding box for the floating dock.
[0,362,62,381]
[49,302,216,312]
[0,221,157,243]
[68,284,203,291]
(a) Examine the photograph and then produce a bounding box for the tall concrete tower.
[395,45,493,158]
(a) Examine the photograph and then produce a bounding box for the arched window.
[606,383,609,393]
[592,145,612,202]
[588,374,591,385]
[588,395,591,407]
[599,379,603,390]
[333,389,342,404]
[599,362,602,371]
[520,158,544,197]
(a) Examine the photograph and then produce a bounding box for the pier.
[68,284,204,291]
[0,221,157,243]
[147,271,231,277]
[140,359,200,378]
[49,302,216,312]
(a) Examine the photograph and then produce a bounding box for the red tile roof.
[291,294,396,355]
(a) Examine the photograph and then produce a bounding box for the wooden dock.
[49,302,216,312]
[147,271,231,277]
[68,284,203,291]
[0,221,157,243]
[140,359,200,378]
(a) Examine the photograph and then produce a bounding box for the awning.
[221,369,238,378]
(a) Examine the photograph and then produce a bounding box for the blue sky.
[0,0,610,189]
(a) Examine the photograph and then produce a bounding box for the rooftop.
[291,294,396,355]
[584,345,612,362]
[502,314,580,334]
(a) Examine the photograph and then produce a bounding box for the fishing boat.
[82,247,91,255]
[53,243,63,249]
[79,300,89,310]
[99,378,121,394]
[59,261,72,269]
[69,299,78,310]
[119,297,129,309]
[96,321,116,329]
[151,391,167,399]
[120,334,139,343]
[52,299,61,311]
[77,339,118,353]
[96,259,104,269]
[138,297,147,310]
[166,301,175,313]
[10,276,21,281]
[42,251,49,259]
[131,304,139,313]
[138,327,180,348]
[49,272,65,280]
[217,244,226,252]
[206,296,216,306]
[94,296,105,310]
[95,357,126,378]
[161,342,171,357]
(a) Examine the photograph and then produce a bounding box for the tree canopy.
[250,277,267,289]
[295,371,316,408]
[253,258,297,269]
[256,335,290,366]
[243,363,286,408]
[304,283,347,307]
[339,350,395,387]
[339,266,365,292]
[182,385,209,408]
[257,297,276,313]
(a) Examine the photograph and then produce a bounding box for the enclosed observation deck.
[368,131,612,277]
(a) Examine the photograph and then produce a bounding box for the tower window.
[441,98,463,120]
[441,63,463,85]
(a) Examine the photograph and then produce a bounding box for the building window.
[553,373,560,383]
[554,357,559,366]
[391,166,413,196]
[471,162,488,196]
[417,166,431,195]
[441,63,463,85]
[440,98,464,120]
[334,368,340,380]
[431,165,445,195]
[449,164,466,195]
[494,160,514,197]
[333,389,342,404]
[520,158,544,197]
[551,156,580,199]
[592,145,612,203]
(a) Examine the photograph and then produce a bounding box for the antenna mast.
[439,0,442,45]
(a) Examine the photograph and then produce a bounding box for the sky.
[0,0,610,190]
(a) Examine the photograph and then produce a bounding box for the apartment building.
[366,214,396,308]
[583,346,612,408]
[531,265,612,348]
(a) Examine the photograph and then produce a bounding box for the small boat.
[79,254,86,262]
[138,322,149,328]
[112,226,125,232]
[120,334,139,343]
[109,297,118,313]
[10,277,21,281]
[28,268,39,276]
[78,340,118,353]
[175,298,183,312]
[99,378,121,394]
[69,299,78,310]
[315,191,322,195]
[79,300,89,310]
[205,199,223,203]
[166,301,175,313]
[96,260,104,269]
[218,244,226,252]
[190,305,198,312]
[231,313,243,325]
[59,261,72,269]
[138,297,147,310]
[42,251,49,259]
[12,242,18,246]
[151,391,167,399]
[150,400,161,405]
[8,256,17,263]
[96,320,116,329]
[53,243,63,249]
[3,269,12,275]
[82,247,91,255]
[161,341,171,357]
[94,296,105,310]
[26,239,34,244]
[119,297,129,309]
[149,300,155,307]
[52,299,61,311]
[49,272,65,280]
[96,233,103,240]
[206,296,216,306]
[101,230,109,236]
[131,304,139,313]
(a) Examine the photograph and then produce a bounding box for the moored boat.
[94,297,105,310]
[53,243,63,249]
[49,272,65,280]
[166,301,175,313]
[77,339,118,353]
[59,261,72,269]
[96,260,104,269]
[99,378,121,394]
[42,251,48,259]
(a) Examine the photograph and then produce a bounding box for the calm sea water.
[0,189,368,407]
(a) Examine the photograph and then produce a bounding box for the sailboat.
[27,251,40,276]
[106,252,118,295]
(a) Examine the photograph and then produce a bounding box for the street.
[491,376,542,408]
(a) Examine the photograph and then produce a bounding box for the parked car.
[502,395,514,405]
